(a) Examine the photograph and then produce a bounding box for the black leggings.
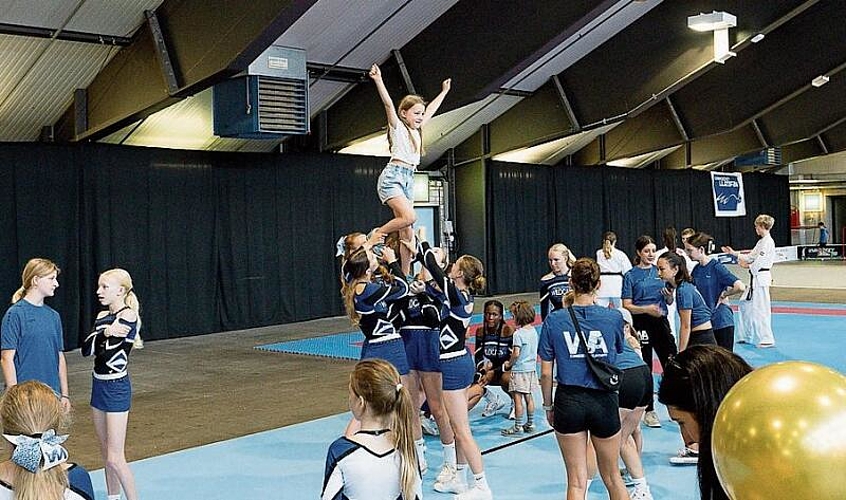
[632,313,677,411]
[713,325,735,351]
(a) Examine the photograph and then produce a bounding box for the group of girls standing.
[0,259,141,500]
[325,64,494,500]
[329,231,491,500]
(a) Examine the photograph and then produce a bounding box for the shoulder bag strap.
[567,306,593,359]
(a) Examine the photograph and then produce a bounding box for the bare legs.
[92,408,138,500]
[443,388,485,474]
[557,430,629,500]
[380,196,417,276]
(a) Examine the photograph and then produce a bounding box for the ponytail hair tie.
[395,383,403,393]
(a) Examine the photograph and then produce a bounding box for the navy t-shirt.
[674,281,712,329]
[691,259,739,329]
[0,300,64,394]
[621,266,667,315]
[538,305,625,390]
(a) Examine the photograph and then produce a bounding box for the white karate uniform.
[736,233,776,345]
[595,247,632,308]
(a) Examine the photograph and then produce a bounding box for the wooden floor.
[19,263,846,470]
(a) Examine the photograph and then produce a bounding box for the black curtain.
[0,143,388,349]
[482,162,790,295]
[601,166,657,257]
[0,144,83,349]
[552,165,606,258]
[486,162,554,294]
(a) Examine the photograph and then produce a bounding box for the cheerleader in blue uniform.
[539,243,575,320]
[82,268,140,500]
[408,234,492,500]
[389,264,447,475]
[466,300,513,417]
[622,236,677,428]
[322,359,421,500]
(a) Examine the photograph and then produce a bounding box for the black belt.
[600,272,623,276]
[746,269,771,300]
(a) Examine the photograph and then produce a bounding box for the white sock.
[107,495,121,500]
[631,477,648,487]
[415,438,426,463]
[473,471,490,490]
[586,478,593,490]
[442,441,456,466]
[456,463,468,484]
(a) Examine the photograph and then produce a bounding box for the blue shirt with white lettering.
[538,305,625,390]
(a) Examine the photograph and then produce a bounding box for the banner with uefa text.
[710,171,746,217]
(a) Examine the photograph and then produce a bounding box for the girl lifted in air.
[369,63,451,276]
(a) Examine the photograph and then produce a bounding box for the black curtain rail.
[0,22,131,46]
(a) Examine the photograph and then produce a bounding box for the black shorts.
[553,384,621,438]
[618,364,651,410]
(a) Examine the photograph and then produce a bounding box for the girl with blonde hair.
[369,63,451,276]
[322,359,421,500]
[0,258,70,413]
[539,243,576,320]
[0,380,94,500]
[82,268,141,500]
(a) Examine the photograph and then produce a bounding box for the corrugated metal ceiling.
[0,0,163,140]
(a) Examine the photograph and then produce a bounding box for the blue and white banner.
[710,171,746,217]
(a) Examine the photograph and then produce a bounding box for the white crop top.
[388,121,421,167]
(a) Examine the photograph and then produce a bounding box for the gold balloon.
[712,361,846,500]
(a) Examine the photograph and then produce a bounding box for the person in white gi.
[721,214,776,348]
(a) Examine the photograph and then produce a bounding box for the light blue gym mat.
[89,303,846,499]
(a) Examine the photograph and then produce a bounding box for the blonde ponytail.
[392,383,419,500]
[11,259,60,304]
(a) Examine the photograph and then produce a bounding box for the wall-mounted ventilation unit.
[734,147,782,168]
[213,46,309,139]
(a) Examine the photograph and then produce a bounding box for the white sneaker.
[436,464,457,485]
[454,485,493,500]
[481,394,505,417]
[434,468,467,494]
[630,484,654,500]
[420,413,439,436]
[643,410,661,428]
[669,446,699,465]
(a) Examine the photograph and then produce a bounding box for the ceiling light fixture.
[812,75,830,88]
[751,33,765,43]
[688,11,737,64]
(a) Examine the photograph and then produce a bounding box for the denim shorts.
[90,375,132,412]
[441,351,474,391]
[377,163,415,204]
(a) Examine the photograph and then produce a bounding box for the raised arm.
[421,78,451,127]
[369,64,399,128]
